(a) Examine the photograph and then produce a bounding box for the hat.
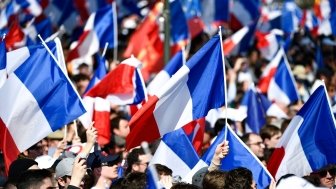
[47,130,64,139]
[55,158,75,178]
[8,158,38,182]
[87,151,121,169]
[192,167,208,188]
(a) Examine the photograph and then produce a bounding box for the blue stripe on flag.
[93,5,116,48]
[297,86,336,171]
[0,40,6,70]
[133,68,146,104]
[164,51,183,77]
[186,35,225,119]
[14,42,86,131]
[162,128,199,169]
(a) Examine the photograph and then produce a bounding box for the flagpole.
[102,42,109,57]
[163,0,170,65]
[218,27,229,141]
[112,2,118,65]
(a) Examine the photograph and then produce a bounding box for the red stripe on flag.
[223,40,236,55]
[93,110,111,146]
[126,96,161,150]
[0,118,20,174]
[66,31,90,62]
[258,67,277,93]
[267,147,285,179]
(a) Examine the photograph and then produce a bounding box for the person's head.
[202,170,227,189]
[192,167,208,188]
[16,169,53,189]
[241,133,265,159]
[154,164,173,179]
[8,158,39,185]
[77,63,90,77]
[111,116,130,138]
[310,164,335,188]
[87,151,122,181]
[121,172,147,189]
[171,183,201,189]
[125,148,150,175]
[224,167,256,189]
[260,125,282,149]
[55,158,83,189]
[72,74,90,95]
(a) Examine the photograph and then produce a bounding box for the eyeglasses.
[247,142,264,146]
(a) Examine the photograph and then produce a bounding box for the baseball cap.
[8,158,38,182]
[55,158,75,178]
[87,151,121,169]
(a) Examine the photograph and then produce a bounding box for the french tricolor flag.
[80,56,147,134]
[200,0,229,34]
[150,127,200,178]
[67,3,117,62]
[268,83,336,180]
[183,125,273,188]
[230,0,260,27]
[0,39,6,88]
[318,12,336,36]
[147,50,184,96]
[0,39,86,172]
[256,29,282,61]
[258,49,299,105]
[126,34,226,150]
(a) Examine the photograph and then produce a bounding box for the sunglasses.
[314,169,336,177]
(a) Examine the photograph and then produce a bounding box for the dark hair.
[121,172,146,189]
[214,119,226,135]
[224,167,253,189]
[260,125,281,141]
[125,148,145,175]
[110,116,127,130]
[171,183,201,189]
[240,133,252,144]
[155,164,173,176]
[16,169,53,189]
[202,170,227,189]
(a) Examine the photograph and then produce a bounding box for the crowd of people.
[1,0,336,188]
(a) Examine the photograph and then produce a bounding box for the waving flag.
[256,29,282,60]
[126,34,225,150]
[200,0,229,34]
[223,22,257,56]
[15,0,42,16]
[268,83,336,180]
[230,0,260,28]
[147,50,184,95]
[150,127,200,178]
[182,118,205,155]
[67,3,118,62]
[258,49,299,105]
[184,125,273,188]
[318,12,336,36]
[0,39,6,88]
[5,20,33,51]
[0,39,86,172]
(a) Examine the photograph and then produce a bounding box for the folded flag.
[0,39,86,172]
[184,125,273,188]
[268,83,336,180]
[67,3,118,62]
[147,50,184,96]
[126,34,226,150]
[258,48,299,105]
[0,39,6,88]
[150,127,200,178]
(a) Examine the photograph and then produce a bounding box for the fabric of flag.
[200,0,229,33]
[0,39,6,88]
[182,118,205,155]
[318,12,336,36]
[0,39,86,172]
[300,10,318,36]
[123,1,189,81]
[0,1,19,30]
[258,49,299,105]
[85,56,146,105]
[223,22,257,56]
[67,4,118,62]
[15,0,42,16]
[240,86,267,133]
[146,164,161,189]
[5,20,33,51]
[258,92,288,119]
[268,83,336,180]
[126,34,225,150]
[24,17,53,43]
[230,0,260,27]
[315,43,324,68]
[256,30,281,61]
[184,125,273,188]
[150,127,200,178]
[147,50,184,96]
[84,54,107,94]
